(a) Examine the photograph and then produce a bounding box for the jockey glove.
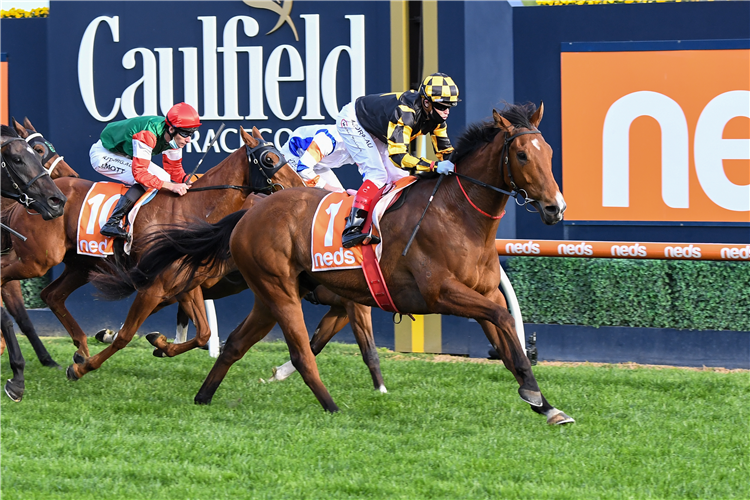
[435,160,455,175]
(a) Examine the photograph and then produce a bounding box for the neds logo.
[610,243,647,258]
[664,244,702,259]
[557,242,593,256]
[314,247,356,267]
[505,241,540,255]
[720,246,750,260]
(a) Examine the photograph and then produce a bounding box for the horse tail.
[90,210,247,301]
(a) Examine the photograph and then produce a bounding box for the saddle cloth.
[76,182,156,257]
[310,176,417,272]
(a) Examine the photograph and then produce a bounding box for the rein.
[1,137,50,207]
[454,129,541,218]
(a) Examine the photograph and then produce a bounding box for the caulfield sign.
[561,41,750,223]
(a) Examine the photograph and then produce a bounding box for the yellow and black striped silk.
[354,90,454,172]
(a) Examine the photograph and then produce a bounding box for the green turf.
[2,337,748,500]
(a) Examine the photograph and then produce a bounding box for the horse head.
[241,126,304,192]
[492,102,566,225]
[12,117,79,179]
[1,125,67,220]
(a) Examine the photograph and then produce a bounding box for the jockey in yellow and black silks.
[89,102,201,241]
[336,73,460,248]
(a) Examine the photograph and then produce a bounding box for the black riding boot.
[342,206,381,248]
[100,184,146,241]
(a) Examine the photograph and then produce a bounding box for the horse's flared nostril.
[544,205,560,216]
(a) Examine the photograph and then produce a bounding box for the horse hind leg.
[147,290,210,357]
[40,265,92,359]
[2,280,60,368]
[195,300,278,405]
[268,305,349,383]
[344,300,386,393]
[1,308,25,401]
[175,305,189,344]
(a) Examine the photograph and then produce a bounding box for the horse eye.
[517,151,528,162]
[264,156,274,164]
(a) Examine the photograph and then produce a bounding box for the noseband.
[1,136,51,207]
[454,129,542,218]
[25,132,66,177]
[246,141,288,194]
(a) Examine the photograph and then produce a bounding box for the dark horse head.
[12,117,79,179]
[1,125,67,219]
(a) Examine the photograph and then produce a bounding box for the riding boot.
[342,179,380,248]
[100,184,146,241]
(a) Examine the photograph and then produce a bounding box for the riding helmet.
[418,73,460,106]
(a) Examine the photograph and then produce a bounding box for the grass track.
[2,337,748,500]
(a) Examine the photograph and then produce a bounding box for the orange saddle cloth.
[76,182,156,257]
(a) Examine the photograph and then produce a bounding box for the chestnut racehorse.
[120,103,575,425]
[1,118,79,370]
[1,127,302,374]
[1,124,68,401]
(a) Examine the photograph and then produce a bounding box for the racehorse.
[1,127,302,374]
[1,118,79,370]
[1,124,68,401]
[118,103,575,425]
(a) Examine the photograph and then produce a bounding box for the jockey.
[89,102,200,241]
[336,73,459,248]
[279,124,351,193]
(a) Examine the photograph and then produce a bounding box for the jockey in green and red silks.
[89,102,201,241]
[336,73,460,248]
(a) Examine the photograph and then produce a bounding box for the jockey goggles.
[175,127,197,138]
[431,101,453,112]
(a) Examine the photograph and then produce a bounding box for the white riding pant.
[279,143,345,191]
[336,102,410,189]
[89,140,170,186]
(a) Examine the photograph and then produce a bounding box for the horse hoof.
[72,352,85,364]
[518,387,543,407]
[152,349,167,358]
[547,411,575,425]
[42,358,62,369]
[145,332,164,347]
[194,395,212,405]
[4,380,24,402]
[65,365,80,381]
[94,328,116,343]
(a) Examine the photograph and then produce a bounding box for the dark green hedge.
[21,275,50,309]
[505,257,750,331]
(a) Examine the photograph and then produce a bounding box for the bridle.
[25,132,66,177]
[245,141,288,194]
[1,136,51,207]
[454,129,541,219]
[187,140,288,195]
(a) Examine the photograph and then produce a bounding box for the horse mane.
[1,125,20,138]
[452,102,537,166]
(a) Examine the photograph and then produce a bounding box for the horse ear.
[23,117,36,132]
[530,101,544,129]
[12,117,28,138]
[251,126,265,140]
[240,126,259,148]
[493,109,514,134]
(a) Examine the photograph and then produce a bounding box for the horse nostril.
[544,205,559,216]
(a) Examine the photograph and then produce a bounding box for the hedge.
[505,257,750,331]
[21,275,50,309]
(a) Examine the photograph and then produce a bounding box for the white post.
[204,299,220,358]
[499,266,525,349]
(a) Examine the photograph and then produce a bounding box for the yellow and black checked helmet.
[418,73,460,106]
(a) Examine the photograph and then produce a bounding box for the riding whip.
[187,123,226,180]
[402,174,445,256]
[1,222,27,242]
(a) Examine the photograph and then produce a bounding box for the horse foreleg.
[195,300,278,405]
[41,265,92,359]
[148,289,211,357]
[1,308,25,401]
[2,280,60,368]
[427,280,574,425]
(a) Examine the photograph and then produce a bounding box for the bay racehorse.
[119,103,575,425]
[1,127,301,374]
[1,118,79,371]
[1,124,68,401]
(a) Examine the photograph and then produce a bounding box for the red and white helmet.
[165,102,201,130]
